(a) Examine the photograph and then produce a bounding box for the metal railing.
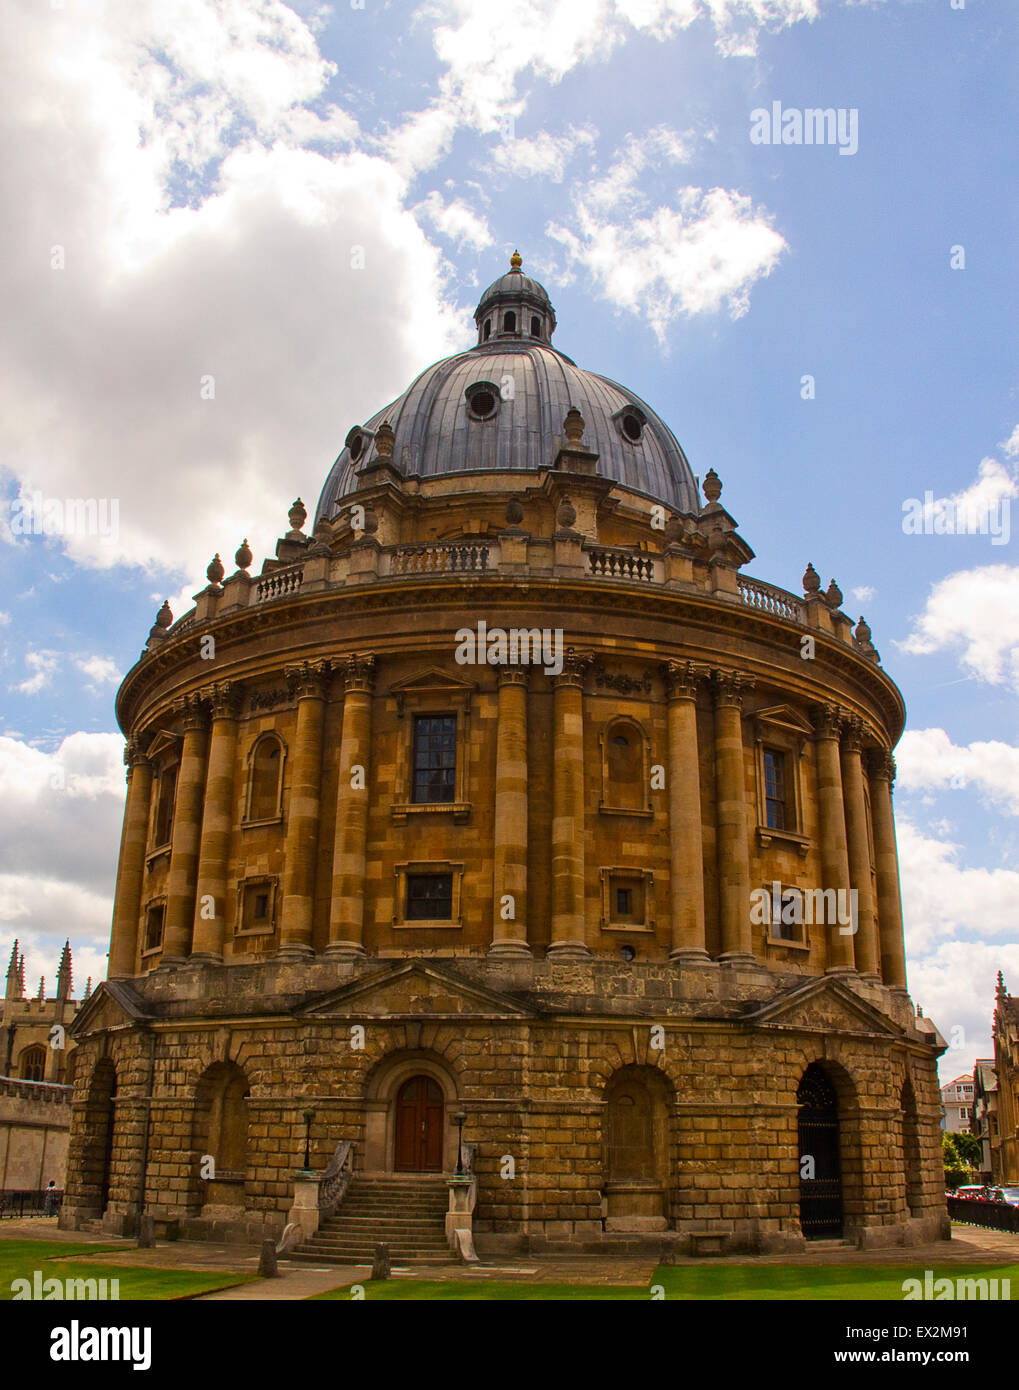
[947,1197,1019,1232]
[0,1189,63,1218]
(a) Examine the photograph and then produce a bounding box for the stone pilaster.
[161,695,210,965]
[489,668,531,958]
[811,703,855,973]
[663,661,709,960]
[278,661,331,960]
[840,719,879,979]
[107,741,153,979]
[190,682,242,963]
[326,654,376,959]
[548,648,592,960]
[867,749,908,991]
[712,669,754,963]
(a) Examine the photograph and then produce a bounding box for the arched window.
[19,1046,46,1082]
[797,1063,843,1239]
[601,719,648,812]
[246,734,284,822]
[483,318,491,341]
[503,310,516,333]
[530,315,541,337]
[194,1062,250,1183]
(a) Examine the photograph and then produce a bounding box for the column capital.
[285,659,331,700]
[208,680,242,720]
[123,738,150,777]
[340,653,377,693]
[711,668,754,709]
[866,747,897,784]
[810,701,845,741]
[840,714,865,754]
[662,660,710,700]
[553,646,594,689]
[174,692,209,733]
[496,666,530,689]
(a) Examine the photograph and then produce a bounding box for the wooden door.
[394,1076,444,1171]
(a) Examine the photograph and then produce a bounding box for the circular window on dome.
[616,407,646,444]
[345,426,366,461]
[465,381,500,420]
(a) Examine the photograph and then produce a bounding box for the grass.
[0,1239,256,1301]
[311,1262,1019,1301]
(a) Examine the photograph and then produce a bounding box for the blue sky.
[0,0,1016,1081]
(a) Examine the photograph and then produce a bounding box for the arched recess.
[245,733,286,823]
[190,1061,250,1213]
[18,1045,46,1082]
[795,1060,863,1240]
[602,1065,672,1231]
[900,1074,923,1217]
[80,1058,117,1218]
[600,717,651,814]
[363,1051,460,1175]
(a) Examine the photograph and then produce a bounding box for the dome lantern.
[473,250,557,346]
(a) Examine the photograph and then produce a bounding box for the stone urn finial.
[206,553,225,586]
[702,468,722,504]
[505,497,524,527]
[235,538,253,570]
[374,421,395,459]
[288,498,307,533]
[556,496,577,530]
[563,407,585,446]
[155,600,172,629]
[802,562,821,596]
[510,249,522,271]
[855,615,872,644]
[362,507,379,535]
[824,578,843,610]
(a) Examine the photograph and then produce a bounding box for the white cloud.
[897,728,1019,815]
[910,940,1019,1084]
[549,184,785,341]
[897,816,1019,956]
[852,585,876,603]
[0,611,10,626]
[490,126,597,182]
[0,0,465,594]
[72,655,122,692]
[16,651,60,696]
[900,565,1019,690]
[415,191,494,251]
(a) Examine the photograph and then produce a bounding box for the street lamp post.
[454,1110,466,1176]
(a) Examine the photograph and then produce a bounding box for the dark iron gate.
[797,1064,843,1239]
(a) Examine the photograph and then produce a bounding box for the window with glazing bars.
[412,715,457,803]
[763,748,787,830]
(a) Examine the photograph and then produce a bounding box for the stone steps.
[293,1174,454,1266]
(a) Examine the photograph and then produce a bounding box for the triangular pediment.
[388,667,477,695]
[743,975,905,1039]
[69,980,151,1039]
[296,960,536,1020]
[144,729,182,760]
[753,703,814,737]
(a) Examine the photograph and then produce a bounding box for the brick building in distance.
[62,255,948,1257]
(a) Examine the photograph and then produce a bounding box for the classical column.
[161,695,210,965]
[190,682,241,963]
[712,670,754,963]
[489,668,531,958]
[548,648,592,960]
[867,749,908,991]
[326,654,376,959]
[840,718,880,978]
[107,740,154,978]
[278,660,331,960]
[811,703,855,973]
[663,661,709,960]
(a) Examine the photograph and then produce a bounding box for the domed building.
[63,254,948,1258]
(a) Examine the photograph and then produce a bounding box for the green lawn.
[312,1262,1019,1301]
[0,1239,255,1301]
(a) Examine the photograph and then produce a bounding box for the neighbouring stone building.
[971,1059,998,1184]
[63,255,947,1257]
[988,975,1019,1184]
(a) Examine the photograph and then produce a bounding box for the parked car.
[952,1185,988,1200]
[985,1187,1019,1206]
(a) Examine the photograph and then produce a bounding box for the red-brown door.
[394,1076,444,1171]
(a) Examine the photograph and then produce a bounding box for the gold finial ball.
[510,249,522,271]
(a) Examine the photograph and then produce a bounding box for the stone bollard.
[258,1239,280,1278]
[371,1242,391,1280]
[137,1215,155,1249]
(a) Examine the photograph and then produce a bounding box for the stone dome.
[314,254,699,524]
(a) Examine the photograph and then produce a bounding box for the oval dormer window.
[465,381,499,420]
[345,427,365,461]
[616,407,646,444]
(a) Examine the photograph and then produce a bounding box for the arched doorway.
[83,1059,117,1217]
[394,1075,444,1172]
[603,1066,670,1230]
[900,1077,923,1217]
[797,1063,843,1239]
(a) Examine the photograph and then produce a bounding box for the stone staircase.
[289,1175,452,1266]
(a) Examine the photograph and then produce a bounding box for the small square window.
[406,873,453,921]
[254,893,269,920]
[616,888,632,916]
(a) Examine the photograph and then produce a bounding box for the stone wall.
[0,1077,72,1189]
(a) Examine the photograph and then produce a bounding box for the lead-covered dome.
[315,254,699,523]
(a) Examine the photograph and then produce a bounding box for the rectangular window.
[412,715,457,804]
[144,904,165,953]
[616,888,632,916]
[406,872,453,921]
[154,765,178,846]
[763,748,787,830]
